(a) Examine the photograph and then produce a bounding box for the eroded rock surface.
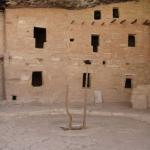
[5,0,137,9]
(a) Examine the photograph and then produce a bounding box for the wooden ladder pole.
[65,85,73,129]
[83,88,87,128]
[83,65,88,129]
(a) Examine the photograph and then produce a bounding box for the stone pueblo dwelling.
[0,0,150,109]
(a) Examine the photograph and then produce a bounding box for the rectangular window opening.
[94,10,101,20]
[125,78,132,88]
[113,8,119,18]
[82,73,87,88]
[34,27,46,48]
[91,35,99,52]
[82,73,91,88]
[70,38,74,42]
[87,73,91,88]
[12,95,17,101]
[32,71,43,87]
[128,34,135,47]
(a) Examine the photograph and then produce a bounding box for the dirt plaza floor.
[0,102,150,150]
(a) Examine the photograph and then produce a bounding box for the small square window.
[102,61,106,65]
[94,10,101,20]
[113,8,119,18]
[70,38,74,42]
[12,95,17,101]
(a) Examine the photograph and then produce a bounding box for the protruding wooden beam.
[120,19,126,24]
[81,21,85,25]
[145,23,150,26]
[143,20,149,24]
[131,19,137,24]
[110,19,116,24]
[143,20,150,26]
[91,21,95,25]
[71,20,75,24]
[0,55,4,61]
[101,22,105,26]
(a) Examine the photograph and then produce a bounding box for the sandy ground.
[0,114,150,150]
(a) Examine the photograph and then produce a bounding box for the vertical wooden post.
[2,10,6,100]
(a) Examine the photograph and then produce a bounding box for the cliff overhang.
[0,0,138,9]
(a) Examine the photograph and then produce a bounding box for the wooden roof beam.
[110,19,116,24]
[71,20,75,24]
[101,22,105,26]
[131,19,137,24]
[143,20,150,26]
[120,19,126,24]
[91,21,95,25]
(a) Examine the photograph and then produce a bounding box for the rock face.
[5,0,137,9]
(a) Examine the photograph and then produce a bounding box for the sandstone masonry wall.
[4,0,150,104]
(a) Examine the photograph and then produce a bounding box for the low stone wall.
[131,85,150,109]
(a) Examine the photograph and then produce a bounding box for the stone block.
[94,90,103,104]
[132,94,147,109]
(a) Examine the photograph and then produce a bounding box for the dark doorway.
[32,71,43,87]
[125,78,132,88]
[91,35,99,52]
[34,27,46,48]
[128,35,135,47]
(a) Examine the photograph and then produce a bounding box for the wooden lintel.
[131,19,137,24]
